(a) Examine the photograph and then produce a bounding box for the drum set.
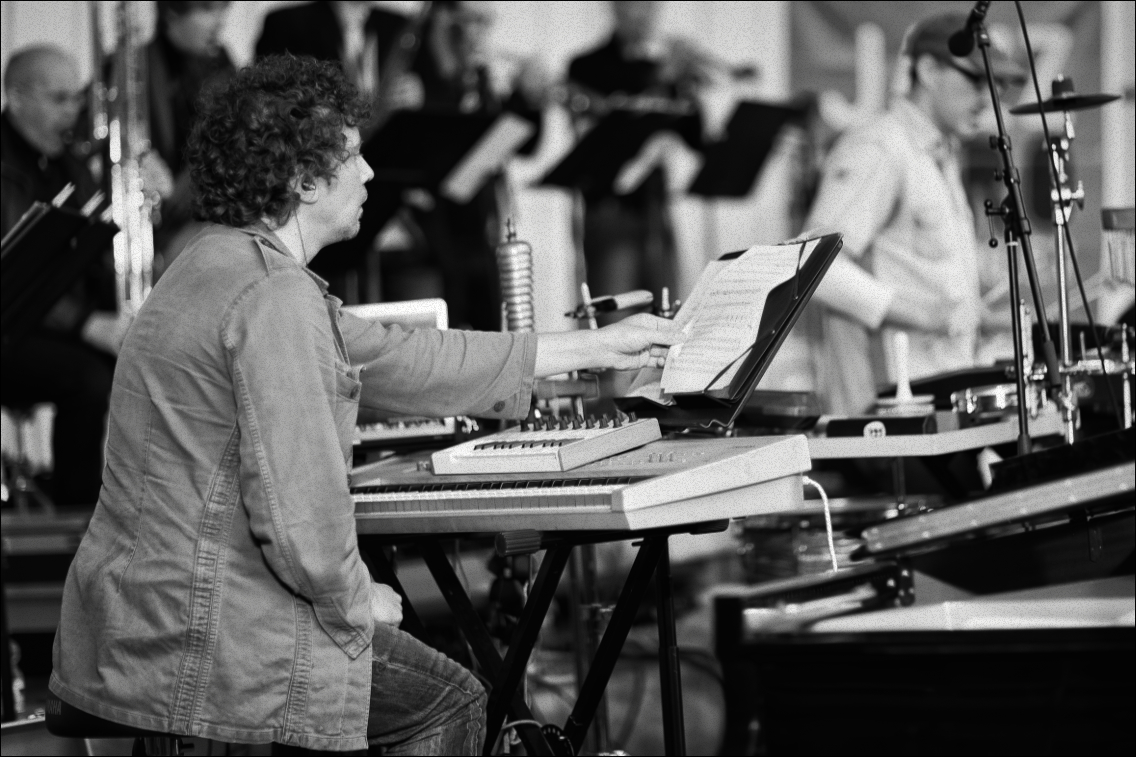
[959,76,1134,441]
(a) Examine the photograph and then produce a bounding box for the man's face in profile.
[10,54,84,156]
[308,127,374,251]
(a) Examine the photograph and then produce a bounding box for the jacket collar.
[237,223,331,294]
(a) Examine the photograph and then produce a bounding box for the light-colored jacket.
[50,224,536,751]
[763,99,983,414]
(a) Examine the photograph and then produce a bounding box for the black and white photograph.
[1,1,1133,755]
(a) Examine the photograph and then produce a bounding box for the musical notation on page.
[660,239,815,395]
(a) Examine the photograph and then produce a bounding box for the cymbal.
[1010,92,1120,114]
[1010,75,1120,114]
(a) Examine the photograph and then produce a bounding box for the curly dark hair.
[187,54,371,228]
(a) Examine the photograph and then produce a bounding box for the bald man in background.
[1,46,128,507]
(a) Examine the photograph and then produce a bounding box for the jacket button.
[493,400,506,412]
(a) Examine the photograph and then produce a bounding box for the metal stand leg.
[1005,232,1034,456]
[569,542,609,754]
[891,458,907,511]
[416,541,565,757]
[655,540,686,756]
[1,555,17,723]
[564,536,666,753]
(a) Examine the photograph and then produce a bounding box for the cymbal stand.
[973,21,1061,456]
[1048,104,1085,444]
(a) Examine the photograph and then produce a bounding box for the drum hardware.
[1009,67,1126,439]
[951,383,1047,428]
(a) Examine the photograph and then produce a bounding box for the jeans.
[368,623,487,756]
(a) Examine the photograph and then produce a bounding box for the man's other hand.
[139,151,175,201]
[81,311,133,356]
[370,582,403,627]
[884,291,953,336]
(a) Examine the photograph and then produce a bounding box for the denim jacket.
[50,224,536,751]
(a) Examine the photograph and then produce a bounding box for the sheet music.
[441,113,535,203]
[659,240,812,395]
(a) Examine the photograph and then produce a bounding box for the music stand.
[688,99,807,198]
[616,233,844,428]
[365,109,536,206]
[539,109,699,195]
[1,203,117,349]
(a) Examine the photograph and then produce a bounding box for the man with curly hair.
[48,55,681,754]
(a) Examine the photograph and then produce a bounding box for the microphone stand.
[973,20,1061,455]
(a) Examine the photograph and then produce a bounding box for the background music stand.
[616,233,844,428]
[688,99,807,198]
[539,109,699,195]
[365,109,535,205]
[1,203,118,350]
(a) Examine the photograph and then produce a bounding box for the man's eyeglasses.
[938,58,1014,95]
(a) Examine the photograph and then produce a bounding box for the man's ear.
[912,54,940,92]
[293,173,319,204]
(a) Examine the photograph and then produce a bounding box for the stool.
[45,693,189,756]
[0,404,54,513]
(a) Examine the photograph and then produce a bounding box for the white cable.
[803,475,839,572]
[494,719,548,756]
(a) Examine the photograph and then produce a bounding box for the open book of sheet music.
[628,237,824,403]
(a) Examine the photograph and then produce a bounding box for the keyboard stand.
[357,520,728,757]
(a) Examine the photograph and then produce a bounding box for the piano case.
[714,453,1136,756]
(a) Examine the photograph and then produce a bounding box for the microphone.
[948,0,993,57]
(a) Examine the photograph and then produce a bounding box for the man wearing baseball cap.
[764,12,1025,415]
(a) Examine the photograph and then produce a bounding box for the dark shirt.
[0,111,113,334]
[256,1,406,67]
[0,112,96,237]
[147,31,234,177]
[568,34,669,99]
[255,1,409,286]
[567,35,701,209]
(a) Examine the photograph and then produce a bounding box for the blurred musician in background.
[567,0,705,303]
[256,0,413,302]
[763,13,1025,415]
[0,46,126,506]
[137,0,235,270]
[49,55,680,753]
[398,0,546,330]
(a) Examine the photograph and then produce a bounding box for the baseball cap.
[901,13,1026,85]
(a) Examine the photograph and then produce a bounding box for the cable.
[493,719,549,756]
[1013,0,1123,429]
[296,212,307,264]
[802,475,838,572]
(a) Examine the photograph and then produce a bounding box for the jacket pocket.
[332,361,361,462]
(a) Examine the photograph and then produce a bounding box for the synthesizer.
[431,416,661,474]
[352,435,811,534]
[354,416,456,447]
